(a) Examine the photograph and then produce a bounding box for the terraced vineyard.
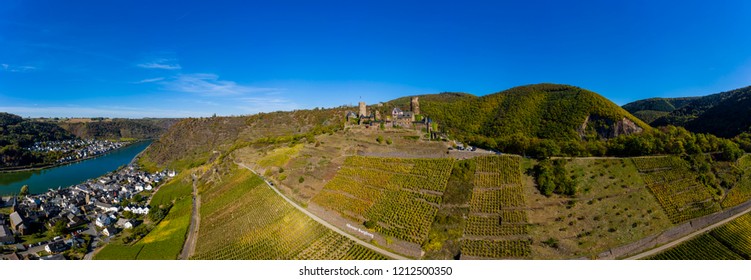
[723,155,751,208]
[632,156,720,224]
[191,166,386,260]
[311,156,455,244]
[462,155,531,259]
[646,212,751,260]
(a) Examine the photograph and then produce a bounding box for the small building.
[0,225,14,244]
[9,212,28,235]
[102,226,118,237]
[95,214,113,227]
[44,241,68,254]
[115,218,135,229]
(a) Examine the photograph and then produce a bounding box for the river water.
[0,140,152,196]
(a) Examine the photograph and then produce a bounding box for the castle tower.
[358,102,367,117]
[411,97,420,115]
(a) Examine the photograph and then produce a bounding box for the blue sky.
[1,0,750,118]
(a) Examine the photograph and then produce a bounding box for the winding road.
[179,174,201,260]
[236,162,408,260]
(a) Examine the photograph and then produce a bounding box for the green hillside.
[628,85,751,138]
[384,83,651,142]
[0,112,75,168]
[59,118,178,140]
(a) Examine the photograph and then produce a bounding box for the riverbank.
[0,139,151,174]
[0,140,153,196]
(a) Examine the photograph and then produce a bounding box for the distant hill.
[0,112,75,168]
[622,97,701,124]
[59,118,179,140]
[625,85,751,138]
[383,83,650,142]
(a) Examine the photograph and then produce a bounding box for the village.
[0,164,175,260]
[26,139,128,164]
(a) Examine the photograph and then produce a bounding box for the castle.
[346,97,434,136]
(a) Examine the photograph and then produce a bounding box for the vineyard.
[646,213,751,260]
[723,155,751,208]
[461,239,532,259]
[311,156,455,244]
[710,213,751,258]
[462,155,531,259]
[632,156,720,224]
[191,167,386,260]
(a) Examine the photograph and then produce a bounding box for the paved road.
[236,162,408,260]
[179,174,201,260]
[626,204,751,260]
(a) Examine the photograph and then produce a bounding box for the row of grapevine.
[723,155,751,208]
[461,239,532,259]
[469,187,526,213]
[648,234,743,260]
[710,213,751,258]
[192,168,387,260]
[312,156,455,245]
[633,156,720,224]
[463,155,532,259]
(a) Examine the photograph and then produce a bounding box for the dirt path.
[626,203,751,260]
[236,162,408,260]
[179,174,201,260]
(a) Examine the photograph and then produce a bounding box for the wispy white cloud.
[133,77,165,84]
[137,58,181,70]
[0,105,206,118]
[166,73,283,96]
[1,63,36,72]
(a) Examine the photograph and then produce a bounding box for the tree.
[386,138,392,145]
[298,176,305,184]
[376,135,384,144]
[19,185,29,196]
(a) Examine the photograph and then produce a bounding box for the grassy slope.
[527,158,673,259]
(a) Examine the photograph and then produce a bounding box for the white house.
[102,226,117,237]
[95,214,112,227]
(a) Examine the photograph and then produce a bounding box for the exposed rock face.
[578,115,644,139]
[611,117,643,138]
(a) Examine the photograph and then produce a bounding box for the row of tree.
[463,126,744,161]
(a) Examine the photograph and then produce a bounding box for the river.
[0,140,153,196]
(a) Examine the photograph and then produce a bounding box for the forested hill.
[0,112,75,168]
[0,113,74,147]
[384,83,650,143]
[625,85,751,138]
[622,97,700,124]
[59,118,179,140]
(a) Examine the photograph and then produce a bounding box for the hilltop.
[383,83,650,143]
[621,97,700,124]
[624,85,751,138]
